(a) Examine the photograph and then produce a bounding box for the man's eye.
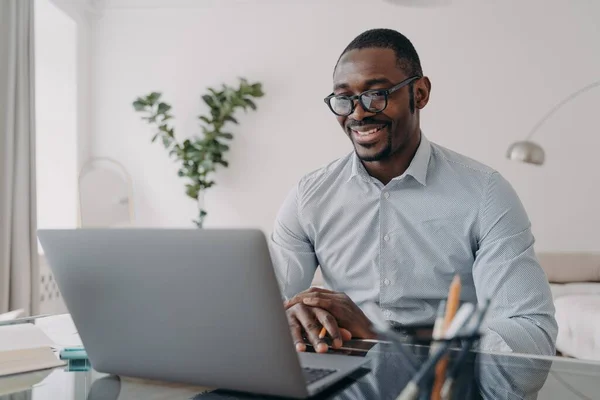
[365,92,385,99]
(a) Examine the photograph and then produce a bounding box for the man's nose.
[349,100,375,121]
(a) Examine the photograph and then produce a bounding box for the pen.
[431,301,446,341]
[431,275,461,400]
[428,301,447,356]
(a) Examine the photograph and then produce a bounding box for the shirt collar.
[347,132,431,186]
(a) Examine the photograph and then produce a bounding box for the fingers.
[287,313,306,352]
[340,328,353,341]
[284,295,306,310]
[313,308,342,349]
[284,288,340,310]
[286,293,337,311]
[289,304,328,353]
[302,296,334,311]
[307,287,337,294]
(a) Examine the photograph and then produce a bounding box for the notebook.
[0,323,65,377]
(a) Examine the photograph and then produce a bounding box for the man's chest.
[301,182,479,298]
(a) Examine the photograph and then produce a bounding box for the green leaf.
[251,83,264,97]
[217,143,230,152]
[217,132,233,140]
[223,115,238,124]
[151,133,159,143]
[189,151,204,162]
[185,184,200,199]
[157,102,171,113]
[198,116,212,124]
[133,100,146,111]
[208,88,221,98]
[201,159,215,170]
[146,92,162,105]
[244,99,257,110]
[202,95,216,108]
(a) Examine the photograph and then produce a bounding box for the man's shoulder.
[296,153,353,196]
[430,141,497,178]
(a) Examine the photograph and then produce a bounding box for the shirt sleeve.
[473,172,558,355]
[268,183,319,300]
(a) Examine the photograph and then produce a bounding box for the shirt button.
[383,278,391,286]
[383,192,390,199]
[384,310,392,318]
[383,234,390,241]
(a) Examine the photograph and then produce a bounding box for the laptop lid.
[38,229,309,398]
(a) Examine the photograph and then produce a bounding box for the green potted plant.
[132,78,264,227]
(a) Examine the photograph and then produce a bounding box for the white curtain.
[0,0,39,315]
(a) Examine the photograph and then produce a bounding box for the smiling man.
[269,29,557,355]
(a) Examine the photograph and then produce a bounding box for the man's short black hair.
[337,28,423,77]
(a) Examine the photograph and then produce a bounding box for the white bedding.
[554,293,600,360]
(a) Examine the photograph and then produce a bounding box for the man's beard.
[353,131,393,162]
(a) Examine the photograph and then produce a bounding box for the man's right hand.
[286,303,352,353]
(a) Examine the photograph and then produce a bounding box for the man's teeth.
[355,126,384,136]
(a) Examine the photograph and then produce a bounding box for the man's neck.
[361,131,421,186]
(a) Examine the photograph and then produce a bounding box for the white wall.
[91,0,600,251]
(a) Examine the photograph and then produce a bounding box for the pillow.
[537,252,600,283]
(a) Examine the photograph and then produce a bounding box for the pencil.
[443,275,461,330]
[431,275,461,400]
[318,326,327,339]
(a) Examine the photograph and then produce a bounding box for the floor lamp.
[506,80,600,165]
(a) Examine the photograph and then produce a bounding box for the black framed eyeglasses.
[324,75,421,117]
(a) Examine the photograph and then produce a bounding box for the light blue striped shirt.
[270,134,557,355]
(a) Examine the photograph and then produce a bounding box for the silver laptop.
[38,229,368,398]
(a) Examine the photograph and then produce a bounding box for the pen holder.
[421,335,482,400]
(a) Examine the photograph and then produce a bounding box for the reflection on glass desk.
[1,341,599,400]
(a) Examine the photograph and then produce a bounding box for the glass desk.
[2,338,599,400]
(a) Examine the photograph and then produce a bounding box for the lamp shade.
[506,141,545,165]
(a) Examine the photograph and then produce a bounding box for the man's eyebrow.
[364,77,393,87]
[333,82,349,91]
[333,77,394,92]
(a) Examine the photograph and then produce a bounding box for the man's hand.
[286,303,352,353]
[285,288,376,339]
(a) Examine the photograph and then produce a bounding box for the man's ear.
[415,76,432,109]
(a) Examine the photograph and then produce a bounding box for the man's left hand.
[284,287,376,339]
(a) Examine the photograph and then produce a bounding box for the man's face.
[332,48,423,162]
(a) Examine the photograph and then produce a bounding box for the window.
[35,0,78,251]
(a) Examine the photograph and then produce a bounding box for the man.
[269,29,556,355]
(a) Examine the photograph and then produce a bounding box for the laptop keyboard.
[302,367,337,385]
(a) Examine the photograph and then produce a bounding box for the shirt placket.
[374,180,394,320]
